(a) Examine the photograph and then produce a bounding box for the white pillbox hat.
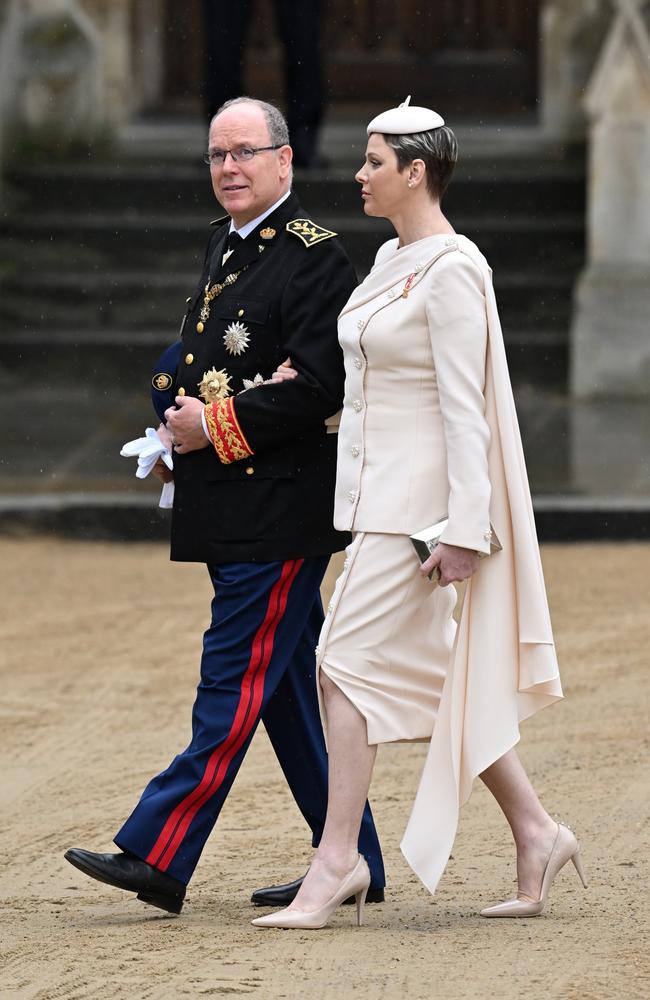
[367,95,445,135]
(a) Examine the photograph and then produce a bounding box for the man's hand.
[151,457,174,484]
[150,423,174,482]
[165,396,210,454]
[156,421,173,452]
[420,541,480,587]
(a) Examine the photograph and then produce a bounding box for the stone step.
[2,139,585,396]
[0,324,569,389]
[1,211,584,275]
[5,161,585,218]
[0,267,575,333]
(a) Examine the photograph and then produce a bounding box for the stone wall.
[0,0,164,161]
[0,1,623,154]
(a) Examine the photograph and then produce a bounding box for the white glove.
[121,426,173,478]
[121,427,174,508]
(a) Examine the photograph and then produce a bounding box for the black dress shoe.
[64,848,186,914]
[251,872,385,907]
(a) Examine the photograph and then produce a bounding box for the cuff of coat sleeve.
[439,524,493,556]
[204,398,254,464]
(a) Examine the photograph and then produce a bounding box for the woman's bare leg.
[287,672,377,912]
[480,748,559,900]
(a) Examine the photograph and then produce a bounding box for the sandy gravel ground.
[1,538,649,1000]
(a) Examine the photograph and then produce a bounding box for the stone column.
[539,0,611,141]
[0,0,23,189]
[570,0,650,397]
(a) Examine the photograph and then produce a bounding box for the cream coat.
[331,234,563,894]
[335,234,493,553]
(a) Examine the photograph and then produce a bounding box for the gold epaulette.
[286,218,337,247]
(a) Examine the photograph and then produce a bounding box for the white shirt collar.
[230,190,291,241]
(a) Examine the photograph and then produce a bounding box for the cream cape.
[386,236,564,893]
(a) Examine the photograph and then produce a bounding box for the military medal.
[198,368,232,402]
[197,266,250,331]
[242,373,264,391]
[223,321,251,356]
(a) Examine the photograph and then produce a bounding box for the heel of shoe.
[571,849,588,889]
[136,890,184,914]
[355,886,369,926]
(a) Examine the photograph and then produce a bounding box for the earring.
[408,180,414,188]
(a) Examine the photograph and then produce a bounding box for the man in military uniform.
[65,97,385,915]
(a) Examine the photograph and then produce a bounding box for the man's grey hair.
[384,126,458,201]
[210,97,290,147]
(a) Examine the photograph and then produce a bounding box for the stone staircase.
[7,120,645,541]
[1,146,584,391]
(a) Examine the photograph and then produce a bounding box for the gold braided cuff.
[204,398,254,464]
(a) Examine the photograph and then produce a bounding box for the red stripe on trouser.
[147,558,303,872]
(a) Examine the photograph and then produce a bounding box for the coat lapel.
[208,224,231,279]
[339,236,458,317]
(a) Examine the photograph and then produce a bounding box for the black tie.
[218,229,243,271]
[226,230,243,252]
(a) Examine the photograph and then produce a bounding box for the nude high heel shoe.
[251,855,371,930]
[481,823,587,918]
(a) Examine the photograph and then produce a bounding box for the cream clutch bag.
[409,516,502,584]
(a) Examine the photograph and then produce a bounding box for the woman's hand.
[420,541,480,587]
[268,356,298,383]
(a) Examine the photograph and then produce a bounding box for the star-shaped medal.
[223,320,251,356]
[242,373,265,391]
[198,368,232,402]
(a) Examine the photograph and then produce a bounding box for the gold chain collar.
[199,265,251,325]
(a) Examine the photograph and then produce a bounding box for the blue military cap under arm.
[151,341,183,423]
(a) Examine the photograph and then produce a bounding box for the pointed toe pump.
[481,823,587,918]
[251,855,371,930]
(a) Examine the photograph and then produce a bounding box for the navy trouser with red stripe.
[115,556,385,888]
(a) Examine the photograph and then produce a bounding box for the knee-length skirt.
[316,532,458,746]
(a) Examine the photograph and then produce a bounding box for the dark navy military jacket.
[168,192,355,564]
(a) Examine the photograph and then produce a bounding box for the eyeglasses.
[203,145,283,167]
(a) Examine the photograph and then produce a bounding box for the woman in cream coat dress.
[253,99,587,931]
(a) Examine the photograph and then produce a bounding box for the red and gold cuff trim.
[204,397,254,465]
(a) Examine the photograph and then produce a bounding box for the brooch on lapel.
[259,227,276,240]
[223,320,251,356]
[198,368,232,402]
[401,272,417,299]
